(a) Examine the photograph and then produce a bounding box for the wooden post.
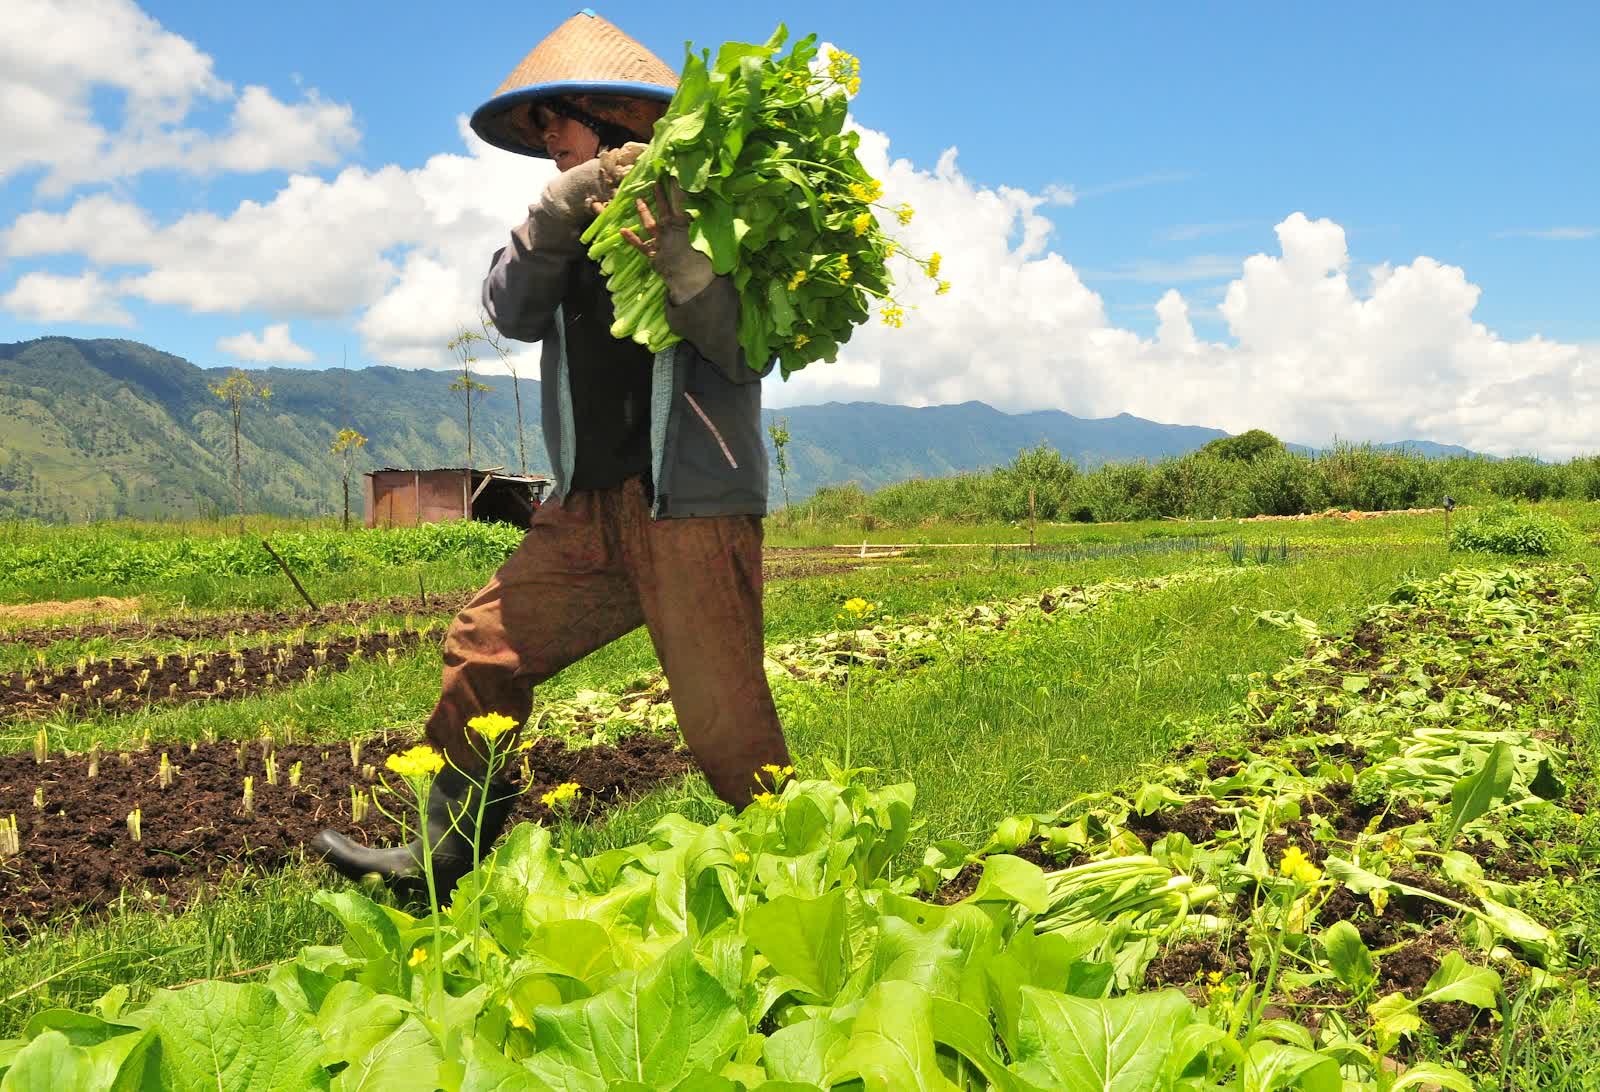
[1029,489,1037,550]
[261,539,319,611]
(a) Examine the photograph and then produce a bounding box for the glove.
[625,180,715,304]
[598,142,647,190]
[538,143,647,239]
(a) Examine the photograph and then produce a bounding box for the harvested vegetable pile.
[582,26,937,377]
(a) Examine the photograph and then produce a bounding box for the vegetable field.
[1,504,1599,1089]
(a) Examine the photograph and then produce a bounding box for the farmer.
[314,12,792,894]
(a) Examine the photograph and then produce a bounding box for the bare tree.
[208,369,272,532]
[447,330,494,468]
[330,427,368,531]
[479,312,530,475]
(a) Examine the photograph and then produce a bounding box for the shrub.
[1448,503,1576,556]
[993,445,1078,521]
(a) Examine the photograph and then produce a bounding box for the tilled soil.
[1,550,870,651]
[2,629,430,722]
[0,592,474,650]
[0,733,690,931]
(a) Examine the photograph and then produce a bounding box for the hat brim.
[470,80,674,158]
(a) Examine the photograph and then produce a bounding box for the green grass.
[2,517,1597,1041]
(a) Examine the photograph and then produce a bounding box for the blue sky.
[0,1,1596,453]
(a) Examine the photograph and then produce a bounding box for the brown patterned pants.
[424,476,791,807]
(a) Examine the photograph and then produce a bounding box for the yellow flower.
[884,240,898,257]
[848,178,884,203]
[408,946,428,967]
[788,269,808,290]
[842,597,873,616]
[935,280,951,296]
[468,712,517,741]
[762,763,796,779]
[895,203,915,226]
[733,851,751,865]
[837,254,852,282]
[1277,845,1322,884]
[926,252,942,279]
[386,745,445,781]
[826,48,861,93]
[852,212,873,237]
[751,791,783,812]
[540,781,582,809]
[793,333,810,348]
[880,303,904,329]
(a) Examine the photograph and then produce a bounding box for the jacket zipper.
[682,391,739,469]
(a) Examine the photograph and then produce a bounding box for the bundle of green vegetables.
[581,26,938,378]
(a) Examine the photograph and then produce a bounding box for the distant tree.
[208,369,271,532]
[478,313,530,475]
[1201,429,1284,462]
[447,330,495,469]
[767,417,793,513]
[330,427,369,531]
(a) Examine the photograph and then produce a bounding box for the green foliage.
[992,444,1077,521]
[1449,504,1576,556]
[584,28,903,376]
[0,519,525,591]
[1199,428,1283,462]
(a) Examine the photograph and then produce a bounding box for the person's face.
[532,105,600,172]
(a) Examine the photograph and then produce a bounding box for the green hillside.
[0,338,542,522]
[15,335,1498,523]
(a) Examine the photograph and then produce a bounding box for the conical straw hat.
[470,10,678,159]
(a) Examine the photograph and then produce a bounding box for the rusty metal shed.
[364,468,551,529]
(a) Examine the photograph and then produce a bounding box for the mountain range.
[0,336,1484,522]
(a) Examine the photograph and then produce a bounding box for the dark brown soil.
[1124,798,1226,845]
[1143,938,1251,987]
[2,629,432,721]
[0,733,690,931]
[928,841,1064,905]
[1466,841,1543,882]
[1319,884,1403,948]
[0,593,475,650]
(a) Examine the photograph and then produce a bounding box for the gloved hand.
[598,142,647,190]
[622,180,715,304]
[541,143,646,238]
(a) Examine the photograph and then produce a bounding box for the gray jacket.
[483,160,770,519]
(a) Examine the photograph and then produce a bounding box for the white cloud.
[1493,226,1597,241]
[217,322,313,363]
[0,0,357,193]
[0,270,132,326]
[1160,221,1256,242]
[3,15,1596,460]
[1081,255,1243,283]
[768,133,1600,460]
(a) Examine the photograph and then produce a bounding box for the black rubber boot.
[311,767,517,901]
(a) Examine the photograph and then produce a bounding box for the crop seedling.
[125,808,141,842]
[0,815,18,857]
[241,776,254,817]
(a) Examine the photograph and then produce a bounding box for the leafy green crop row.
[2,564,1593,1088]
[0,520,524,590]
[531,567,1245,743]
